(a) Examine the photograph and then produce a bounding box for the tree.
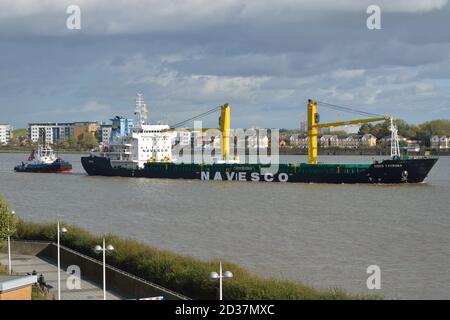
[395,119,418,139]
[76,133,98,150]
[0,197,18,247]
[358,123,373,135]
[416,119,450,146]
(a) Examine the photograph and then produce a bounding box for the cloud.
[0,1,449,128]
[80,101,111,112]
[332,69,366,79]
[0,0,447,36]
[415,83,435,96]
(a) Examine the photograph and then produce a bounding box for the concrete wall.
[0,240,50,256]
[3,240,188,300]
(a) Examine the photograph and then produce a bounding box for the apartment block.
[0,124,12,145]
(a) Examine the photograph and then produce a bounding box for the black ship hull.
[81,156,438,184]
[14,161,72,173]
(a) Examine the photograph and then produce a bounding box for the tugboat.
[81,95,438,184]
[15,145,72,173]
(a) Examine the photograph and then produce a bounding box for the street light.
[7,211,15,275]
[208,262,233,300]
[94,238,114,300]
[57,221,68,300]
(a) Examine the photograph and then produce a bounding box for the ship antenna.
[135,93,149,128]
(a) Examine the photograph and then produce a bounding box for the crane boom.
[307,99,391,164]
[316,117,390,129]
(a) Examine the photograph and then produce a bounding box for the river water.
[0,153,449,299]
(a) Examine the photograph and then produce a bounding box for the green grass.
[31,287,48,300]
[13,220,378,300]
[12,128,27,138]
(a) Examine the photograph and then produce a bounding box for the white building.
[431,135,449,149]
[289,134,309,148]
[28,123,73,144]
[320,135,339,148]
[247,134,269,149]
[174,130,192,146]
[0,124,12,145]
[100,125,112,144]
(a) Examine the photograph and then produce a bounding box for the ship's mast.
[135,93,149,128]
[390,118,400,159]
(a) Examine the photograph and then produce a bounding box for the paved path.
[0,253,122,300]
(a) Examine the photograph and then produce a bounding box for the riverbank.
[10,220,373,300]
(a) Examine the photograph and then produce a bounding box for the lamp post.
[7,211,15,275]
[57,221,68,300]
[94,238,114,300]
[208,262,233,300]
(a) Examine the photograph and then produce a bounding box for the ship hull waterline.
[81,156,438,184]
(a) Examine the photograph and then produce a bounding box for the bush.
[14,220,372,300]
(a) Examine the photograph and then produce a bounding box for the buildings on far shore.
[28,122,100,144]
[2,118,450,152]
[430,135,449,150]
[27,118,133,145]
[288,133,379,149]
[0,124,13,145]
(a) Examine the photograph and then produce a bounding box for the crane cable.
[170,105,222,128]
[316,100,386,118]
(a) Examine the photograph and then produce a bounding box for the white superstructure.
[92,94,173,169]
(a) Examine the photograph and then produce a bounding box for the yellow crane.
[219,103,231,161]
[307,99,391,164]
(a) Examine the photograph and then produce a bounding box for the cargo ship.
[81,95,437,183]
[15,145,72,173]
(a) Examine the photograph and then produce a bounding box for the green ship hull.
[82,156,438,183]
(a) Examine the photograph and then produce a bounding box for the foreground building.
[0,275,37,300]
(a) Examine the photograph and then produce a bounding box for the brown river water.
[0,153,449,299]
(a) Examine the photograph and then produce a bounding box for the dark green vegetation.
[13,220,372,300]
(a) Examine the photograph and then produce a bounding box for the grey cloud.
[0,1,449,128]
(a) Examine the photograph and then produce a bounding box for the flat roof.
[0,275,37,292]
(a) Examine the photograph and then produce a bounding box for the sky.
[0,0,450,129]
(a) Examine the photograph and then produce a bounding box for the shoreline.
[0,149,90,154]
